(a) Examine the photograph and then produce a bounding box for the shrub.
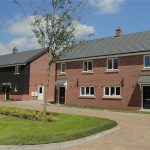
[0,107,55,122]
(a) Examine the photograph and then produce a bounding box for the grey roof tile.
[0,48,46,67]
[60,31,150,61]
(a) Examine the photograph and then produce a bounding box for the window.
[14,84,17,92]
[80,86,95,96]
[83,61,93,71]
[107,58,118,70]
[104,86,121,97]
[144,55,150,68]
[39,87,42,93]
[61,63,66,73]
[14,66,20,75]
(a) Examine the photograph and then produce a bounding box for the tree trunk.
[43,50,53,120]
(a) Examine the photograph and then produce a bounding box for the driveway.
[0,100,150,150]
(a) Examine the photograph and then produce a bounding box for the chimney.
[12,47,18,54]
[115,27,122,37]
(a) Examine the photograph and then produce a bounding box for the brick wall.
[56,54,150,109]
[23,53,55,101]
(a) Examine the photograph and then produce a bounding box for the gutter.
[0,63,26,68]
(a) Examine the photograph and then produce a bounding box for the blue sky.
[0,0,150,54]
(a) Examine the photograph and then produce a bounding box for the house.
[0,48,55,101]
[55,28,150,110]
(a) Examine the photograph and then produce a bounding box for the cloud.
[74,22,95,38]
[8,16,95,38]
[0,43,9,55]
[7,16,34,37]
[8,37,40,49]
[0,42,11,55]
[0,37,40,55]
[88,0,124,14]
[0,15,95,55]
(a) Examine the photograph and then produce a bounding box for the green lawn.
[108,108,150,114]
[63,104,150,115]
[0,113,117,145]
[0,99,15,102]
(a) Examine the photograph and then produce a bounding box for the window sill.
[105,69,120,73]
[81,71,94,74]
[142,68,150,71]
[78,96,96,99]
[102,96,122,100]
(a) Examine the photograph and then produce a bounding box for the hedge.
[0,106,54,122]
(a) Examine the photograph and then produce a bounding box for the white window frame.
[14,84,18,92]
[61,63,66,73]
[83,60,93,72]
[14,66,20,75]
[104,86,121,97]
[107,58,118,70]
[144,55,150,69]
[80,86,95,96]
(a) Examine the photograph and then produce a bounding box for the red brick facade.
[56,54,150,109]
[23,53,55,101]
[0,53,55,101]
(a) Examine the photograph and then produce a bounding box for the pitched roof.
[59,30,150,61]
[0,48,46,67]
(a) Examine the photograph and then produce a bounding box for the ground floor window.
[14,84,18,92]
[104,86,121,97]
[80,86,95,96]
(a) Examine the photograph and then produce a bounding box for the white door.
[38,86,44,100]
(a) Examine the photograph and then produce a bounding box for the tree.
[13,0,83,120]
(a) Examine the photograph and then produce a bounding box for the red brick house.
[0,48,55,101]
[55,28,150,110]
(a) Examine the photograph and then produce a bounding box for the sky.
[0,0,150,55]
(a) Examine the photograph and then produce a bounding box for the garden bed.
[0,107,117,145]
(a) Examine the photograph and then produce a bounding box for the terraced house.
[0,48,55,101]
[56,28,150,110]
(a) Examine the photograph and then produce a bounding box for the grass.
[63,104,150,115]
[0,113,117,145]
[107,108,150,115]
[0,99,15,102]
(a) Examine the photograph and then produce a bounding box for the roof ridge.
[60,30,150,61]
[79,30,150,44]
[0,48,44,57]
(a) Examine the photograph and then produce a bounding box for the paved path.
[0,101,150,150]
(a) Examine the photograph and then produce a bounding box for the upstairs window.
[144,55,150,68]
[83,61,93,71]
[14,66,20,75]
[107,58,118,70]
[61,63,66,73]
[80,86,95,96]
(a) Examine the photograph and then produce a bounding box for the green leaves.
[31,0,82,60]
[28,0,83,118]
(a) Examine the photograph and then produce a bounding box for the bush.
[0,107,54,122]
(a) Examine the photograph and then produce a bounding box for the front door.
[38,86,44,100]
[143,86,150,109]
[59,87,65,104]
